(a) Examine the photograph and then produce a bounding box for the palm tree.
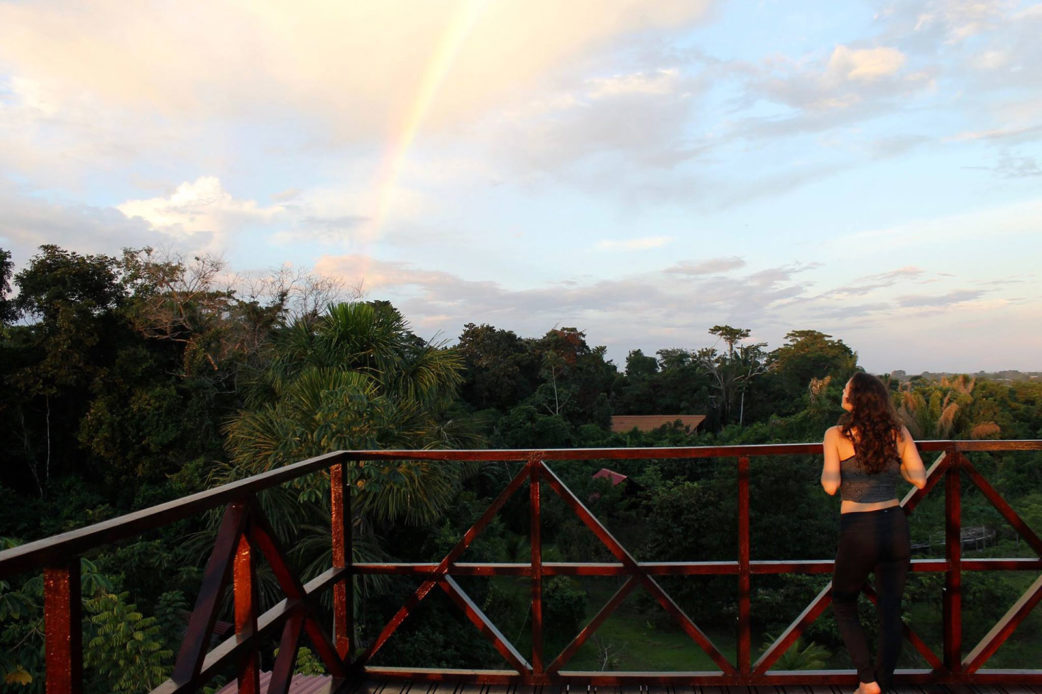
[215,301,478,604]
[896,375,1000,439]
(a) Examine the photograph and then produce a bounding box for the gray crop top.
[839,455,901,503]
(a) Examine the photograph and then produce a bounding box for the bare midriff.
[840,498,900,514]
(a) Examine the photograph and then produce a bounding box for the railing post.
[331,461,353,660]
[529,458,544,680]
[943,449,963,677]
[737,455,751,677]
[44,561,82,694]
[234,531,259,693]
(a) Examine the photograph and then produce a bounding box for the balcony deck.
[3,441,1041,693]
[221,671,1042,694]
[347,683,1041,694]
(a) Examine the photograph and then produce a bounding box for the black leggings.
[832,506,910,688]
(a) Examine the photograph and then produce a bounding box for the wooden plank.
[172,501,248,683]
[43,562,82,694]
[360,461,532,664]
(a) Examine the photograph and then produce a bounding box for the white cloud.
[117,177,284,252]
[587,69,682,98]
[0,0,714,139]
[912,0,1015,43]
[826,45,906,81]
[596,236,673,251]
[0,182,168,264]
[485,61,705,182]
[744,43,926,119]
[830,197,1042,251]
[971,49,1011,70]
[666,257,746,275]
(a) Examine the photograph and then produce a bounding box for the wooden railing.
[1,441,1041,692]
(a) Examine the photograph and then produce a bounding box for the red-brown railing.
[1,441,1041,692]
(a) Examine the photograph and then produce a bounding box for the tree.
[696,327,767,427]
[767,330,857,413]
[625,349,657,379]
[2,246,129,496]
[224,301,471,524]
[612,350,660,415]
[13,245,124,323]
[0,248,16,325]
[456,323,539,412]
[709,324,751,358]
[529,328,614,428]
[121,249,273,377]
[896,374,1001,439]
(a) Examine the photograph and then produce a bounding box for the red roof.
[593,468,628,485]
[610,414,705,433]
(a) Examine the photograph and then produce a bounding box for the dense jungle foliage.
[1,244,1041,690]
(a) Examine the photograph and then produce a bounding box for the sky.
[1,0,1040,375]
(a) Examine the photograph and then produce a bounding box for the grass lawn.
[554,581,736,671]
[561,613,735,671]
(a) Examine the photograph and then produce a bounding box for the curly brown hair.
[839,372,902,473]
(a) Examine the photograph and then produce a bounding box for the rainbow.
[362,0,487,250]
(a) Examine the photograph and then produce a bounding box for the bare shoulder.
[824,425,843,442]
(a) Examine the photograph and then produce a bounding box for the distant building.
[610,414,706,433]
[592,468,628,486]
[590,467,641,499]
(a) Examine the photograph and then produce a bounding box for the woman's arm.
[821,426,842,495]
[898,425,927,489]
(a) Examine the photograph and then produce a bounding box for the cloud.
[0,181,174,265]
[826,46,906,81]
[881,1,1042,93]
[0,0,714,141]
[117,177,284,252]
[305,250,1042,374]
[896,289,984,308]
[491,64,705,176]
[910,1,1016,44]
[312,252,815,353]
[0,74,195,187]
[587,68,684,98]
[950,123,1042,143]
[667,257,746,275]
[993,153,1042,178]
[852,198,1042,251]
[596,236,673,251]
[741,44,929,119]
[830,267,929,296]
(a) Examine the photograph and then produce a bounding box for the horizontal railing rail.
[1,441,1040,692]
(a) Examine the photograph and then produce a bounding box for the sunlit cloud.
[896,289,985,308]
[117,177,284,252]
[912,1,1014,43]
[826,45,906,82]
[588,69,683,98]
[667,257,746,275]
[950,124,1042,142]
[596,236,673,251]
[0,0,714,139]
[0,182,170,261]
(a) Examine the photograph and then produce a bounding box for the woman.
[821,372,926,694]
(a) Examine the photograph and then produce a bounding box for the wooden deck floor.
[344,682,1042,694]
[221,673,1042,694]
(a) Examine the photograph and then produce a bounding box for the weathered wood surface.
[341,680,1042,694]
